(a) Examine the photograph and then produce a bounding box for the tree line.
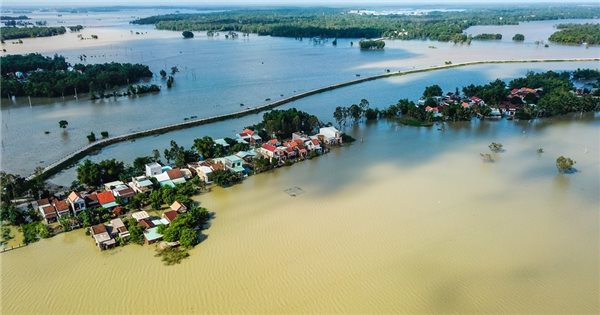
[548,23,600,45]
[1,53,153,98]
[131,6,600,42]
[0,26,66,40]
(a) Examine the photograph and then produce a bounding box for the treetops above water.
[549,23,600,45]
[131,6,600,42]
[0,53,153,97]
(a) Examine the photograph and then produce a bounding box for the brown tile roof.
[53,200,70,212]
[166,169,183,180]
[116,187,135,198]
[91,224,107,235]
[41,205,56,216]
[37,198,50,206]
[139,219,154,229]
[163,210,178,222]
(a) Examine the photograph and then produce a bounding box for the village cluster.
[23,126,344,250]
[418,87,545,119]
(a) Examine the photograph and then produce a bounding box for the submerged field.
[2,116,598,314]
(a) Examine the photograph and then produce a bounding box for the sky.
[1,0,593,7]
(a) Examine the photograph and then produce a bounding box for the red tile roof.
[243,128,254,135]
[163,210,179,222]
[262,143,276,152]
[166,169,184,180]
[53,200,70,212]
[311,139,320,145]
[97,191,116,205]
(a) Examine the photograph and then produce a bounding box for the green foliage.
[131,7,600,41]
[359,39,385,50]
[155,247,190,265]
[250,108,320,139]
[423,85,443,98]
[126,218,145,245]
[22,221,52,244]
[472,33,502,40]
[512,33,525,41]
[1,53,153,97]
[68,25,83,32]
[182,30,194,38]
[87,132,96,142]
[364,108,379,120]
[489,142,504,153]
[572,68,600,81]
[549,23,600,45]
[212,169,242,187]
[159,69,167,78]
[76,159,125,187]
[58,120,68,128]
[556,156,576,173]
[100,131,109,138]
[0,26,66,40]
[462,79,507,105]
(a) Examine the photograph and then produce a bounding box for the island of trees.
[131,6,600,42]
[0,26,66,40]
[548,23,600,45]
[472,33,502,40]
[512,33,525,41]
[359,39,385,50]
[1,53,154,98]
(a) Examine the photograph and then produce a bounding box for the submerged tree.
[58,120,68,128]
[556,156,576,173]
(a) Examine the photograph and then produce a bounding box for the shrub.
[556,156,576,173]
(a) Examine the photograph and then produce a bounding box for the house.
[97,191,118,210]
[154,168,187,187]
[112,186,135,204]
[318,127,342,145]
[139,219,154,229]
[90,224,115,250]
[235,149,258,163]
[162,210,179,223]
[104,180,125,192]
[109,218,130,239]
[305,138,322,153]
[132,211,150,222]
[292,132,309,142]
[67,191,86,215]
[170,201,187,213]
[129,176,154,193]
[145,162,162,177]
[224,155,245,173]
[38,199,57,224]
[144,227,163,244]
[188,160,224,184]
[214,138,230,148]
[258,143,278,161]
[53,199,71,218]
[84,192,100,208]
[266,138,280,147]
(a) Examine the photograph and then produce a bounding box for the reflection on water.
[1,116,598,314]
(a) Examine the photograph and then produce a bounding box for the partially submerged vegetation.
[472,33,502,40]
[549,23,600,45]
[131,7,600,42]
[0,26,66,40]
[556,156,576,173]
[1,53,154,98]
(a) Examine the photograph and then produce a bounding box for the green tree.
[159,69,167,78]
[179,228,198,247]
[58,120,68,128]
[556,156,576,173]
[77,159,100,187]
[512,33,525,41]
[423,85,443,98]
[193,136,215,159]
[182,31,194,38]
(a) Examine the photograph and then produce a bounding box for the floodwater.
[1,15,599,176]
[2,115,598,314]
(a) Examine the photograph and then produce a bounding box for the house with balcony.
[67,191,87,215]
